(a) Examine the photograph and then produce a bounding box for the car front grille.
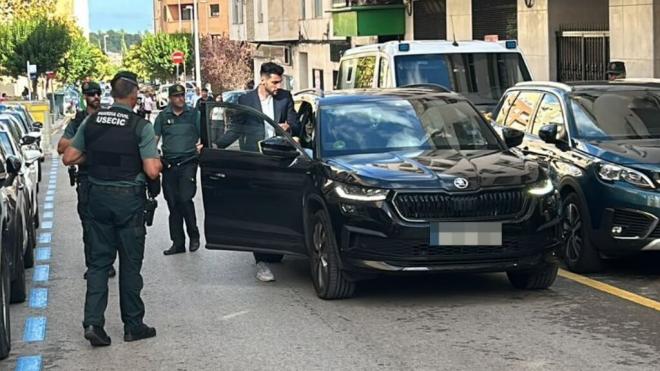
[611,209,656,238]
[649,225,660,239]
[347,232,553,262]
[392,190,527,221]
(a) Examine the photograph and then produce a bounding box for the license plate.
[430,222,502,246]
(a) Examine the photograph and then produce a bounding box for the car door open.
[199,102,312,256]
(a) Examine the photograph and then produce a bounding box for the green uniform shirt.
[153,104,200,160]
[70,103,159,187]
[63,110,91,176]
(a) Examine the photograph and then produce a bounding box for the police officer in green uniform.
[58,81,116,279]
[154,84,202,255]
[63,71,162,346]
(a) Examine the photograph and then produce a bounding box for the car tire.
[0,249,11,360]
[308,210,356,300]
[562,193,603,273]
[24,217,35,269]
[34,203,40,230]
[10,246,26,304]
[253,253,284,263]
[507,263,559,290]
[37,161,42,183]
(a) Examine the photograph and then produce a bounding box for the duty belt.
[162,155,198,169]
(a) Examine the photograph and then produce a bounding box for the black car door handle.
[208,173,227,181]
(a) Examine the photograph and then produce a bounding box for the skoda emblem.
[525,0,535,8]
[454,177,469,189]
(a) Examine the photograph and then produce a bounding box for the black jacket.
[215,89,298,152]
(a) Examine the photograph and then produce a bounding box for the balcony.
[330,0,405,37]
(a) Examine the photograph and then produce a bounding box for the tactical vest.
[84,108,145,181]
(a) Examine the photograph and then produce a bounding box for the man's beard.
[87,99,100,109]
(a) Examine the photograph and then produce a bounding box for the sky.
[89,0,154,33]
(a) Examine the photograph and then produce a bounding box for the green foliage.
[122,44,150,81]
[0,14,72,78]
[58,32,110,84]
[138,32,192,81]
[0,0,56,21]
[90,30,143,54]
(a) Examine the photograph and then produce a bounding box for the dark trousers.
[162,161,200,248]
[84,185,146,332]
[75,176,91,267]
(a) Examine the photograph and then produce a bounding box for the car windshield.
[0,131,15,156]
[319,98,501,157]
[394,53,531,106]
[571,89,660,140]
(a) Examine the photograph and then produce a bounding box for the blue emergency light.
[505,40,517,49]
[398,43,410,52]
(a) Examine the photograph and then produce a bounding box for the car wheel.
[10,244,26,304]
[0,250,11,360]
[23,216,35,269]
[308,210,355,300]
[34,203,40,230]
[507,263,559,290]
[253,253,284,263]
[37,161,42,182]
[562,193,603,273]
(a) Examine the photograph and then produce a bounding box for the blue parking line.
[15,355,42,371]
[23,317,47,342]
[43,203,53,210]
[29,288,48,309]
[42,211,53,220]
[33,266,49,282]
[41,221,53,230]
[48,180,55,184]
[38,233,51,244]
[47,186,55,192]
[44,196,54,202]
[35,248,51,261]
[46,190,54,196]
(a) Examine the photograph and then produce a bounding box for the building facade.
[229,0,660,91]
[154,0,230,37]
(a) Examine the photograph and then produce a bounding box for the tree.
[122,44,149,81]
[0,0,56,21]
[90,30,143,54]
[138,32,192,82]
[58,31,110,84]
[200,35,253,92]
[0,14,72,91]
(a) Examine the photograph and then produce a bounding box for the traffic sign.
[171,51,185,65]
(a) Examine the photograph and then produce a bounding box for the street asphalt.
[0,141,659,370]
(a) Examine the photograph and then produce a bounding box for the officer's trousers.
[75,175,90,267]
[162,161,200,247]
[83,184,146,332]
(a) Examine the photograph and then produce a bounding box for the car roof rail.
[400,83,452,93]
[294,88,325,97]
[515,81,572,92]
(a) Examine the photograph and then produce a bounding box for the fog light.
[611,226,623,235]
[340,204,358,215]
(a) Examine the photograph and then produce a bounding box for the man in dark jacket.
[214,62,298,281]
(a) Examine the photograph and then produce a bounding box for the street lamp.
[185,1,201,88]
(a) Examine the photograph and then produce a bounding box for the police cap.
[111,71,139,89]
[169,84,186,97]
[82,81,102,95]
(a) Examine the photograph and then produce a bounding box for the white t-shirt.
[260,95,276,138]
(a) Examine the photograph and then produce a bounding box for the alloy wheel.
[312,221,329,291]
[563,202,583,262]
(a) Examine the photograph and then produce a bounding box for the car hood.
[325,149,540,190]
[575,138,660,167]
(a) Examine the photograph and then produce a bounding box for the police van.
[336,40,533,111]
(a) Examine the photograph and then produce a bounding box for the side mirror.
[21,135,38,146]
[538,124,559,144]
[33,121,43,129]
[0,157,7,182]
[259,136,299,159]
[502,127,525,148]
[6,155,22,175]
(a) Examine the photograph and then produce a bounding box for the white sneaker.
[256,262,275,282]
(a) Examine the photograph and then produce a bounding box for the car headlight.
[597,163,655,189]
[335,184,389,201]
[528,179,554,196]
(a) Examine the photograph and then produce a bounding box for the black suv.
[200,87,562,299]
[492,81,660,273]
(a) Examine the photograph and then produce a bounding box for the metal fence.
[556,27,610,82]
